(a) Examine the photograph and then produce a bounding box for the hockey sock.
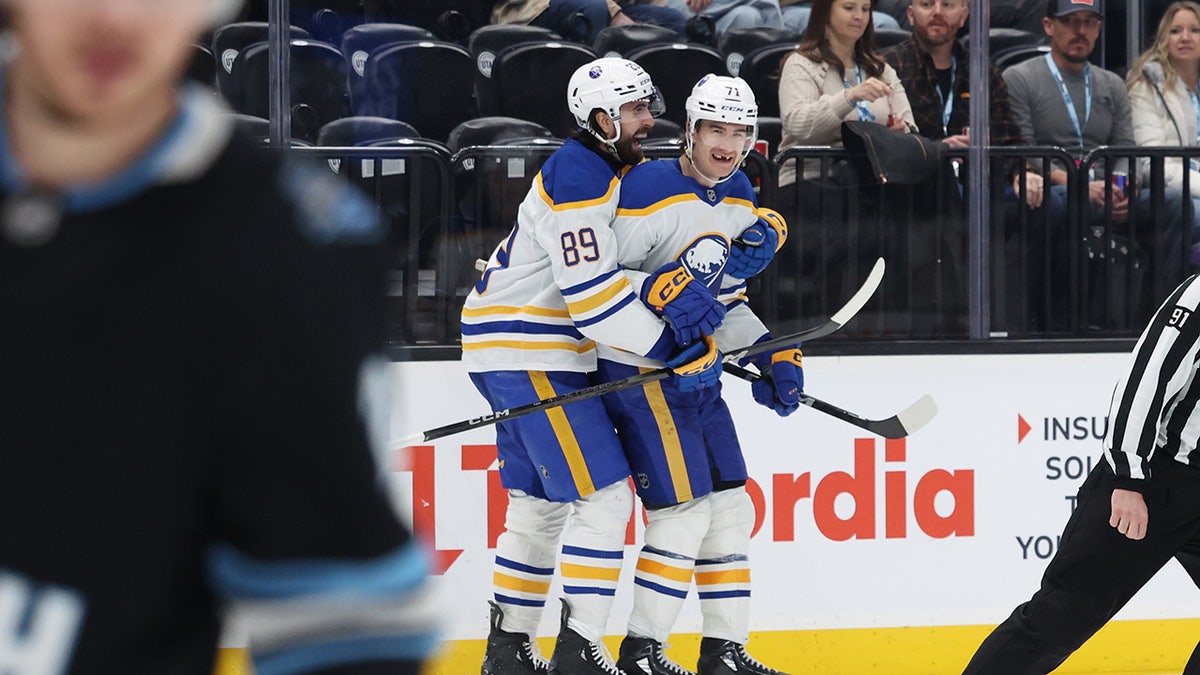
[559,480,634,642]
[493,490,571,636]
[696,486,754,643]
[628,495,712,644]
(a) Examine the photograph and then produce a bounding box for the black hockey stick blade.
[722,362,938,438]
[395,258,885,448]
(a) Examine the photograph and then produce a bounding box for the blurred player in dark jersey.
[0,1,437,673]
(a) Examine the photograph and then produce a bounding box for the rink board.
[219,351,1200,674]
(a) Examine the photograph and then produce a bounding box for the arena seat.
[290,0,368,43]
[317,116,422,146]
[340,24,437,114]
[468,25,564,118]
[210,22,311,101]
[625,43,725,129]
[187,44,217,89]
[226,113,271,144]
[642,118,685,149]
[994,45,1052,71]
[959,27,1048,57]
[360,41,476,143]
[227,39,351,144]
[737,44,799,118]
[717,26,799,77]
[592,23,681,58]
[874,27,913,51]
[490,41,598,138]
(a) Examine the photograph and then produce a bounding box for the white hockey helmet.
[567,57,664,144]
[683,74,759,183]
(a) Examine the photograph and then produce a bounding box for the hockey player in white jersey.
[463,58,728,675]
[598,75,799,675]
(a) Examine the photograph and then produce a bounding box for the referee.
[963,275,1200,675]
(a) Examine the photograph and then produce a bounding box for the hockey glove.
[743,335,803,416]
[665,334,722,391]
[723,207,788,279]
[640,261,726,346]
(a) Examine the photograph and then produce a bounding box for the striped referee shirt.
[1104,274,1200,489]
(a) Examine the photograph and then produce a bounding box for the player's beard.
[614,132,644,166]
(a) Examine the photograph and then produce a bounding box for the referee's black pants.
[962,453,1200,675]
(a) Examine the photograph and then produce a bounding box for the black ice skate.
[696,638,789,675]
[482,601,551,675]
[548,598,620,675]
[615,635,695,675]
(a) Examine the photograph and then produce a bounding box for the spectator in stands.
[781,0,902,34]
[885,0,1043,333]
[1005,0,1191,328]
[491,0,688,44]
[641,0,788,35]
[1127,0,1200,267]
[777,0,914,187]
[776,0,916,333]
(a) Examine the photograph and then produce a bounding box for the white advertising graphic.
[389,352,1200,640]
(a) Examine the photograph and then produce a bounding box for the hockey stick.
[722,362,938,438]
[394,258,885,448]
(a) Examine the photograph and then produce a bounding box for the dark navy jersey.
[0,87,436,675]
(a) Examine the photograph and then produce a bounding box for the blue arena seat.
[210,22,310,101]
[717,26,800,77]
[360,41,476,143]
[490,41,598,138]
[341,23,437,114]
[469,24,564,117]
[626,42,725,129]
[228,39,351,144]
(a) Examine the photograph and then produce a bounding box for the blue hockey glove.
[724,207,788,279]
[665,334,722,391]
[640,262,725,346]
[744,334,803,416]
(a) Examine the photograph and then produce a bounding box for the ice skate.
[482,601,551,675]
[696,638,788,675]
[549,598,620,674]
[616,635,695,675]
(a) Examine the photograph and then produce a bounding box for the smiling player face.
[688,119,752,186]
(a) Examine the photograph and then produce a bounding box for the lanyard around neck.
[843,64,876,122]
[936,59,957,134]
[1044,53,1092,150]
[1188,87,1200,146]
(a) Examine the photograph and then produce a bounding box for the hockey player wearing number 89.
[598,75,797,675]
[463,58,727,675]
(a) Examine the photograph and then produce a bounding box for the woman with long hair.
[1127,0,1200,266]
[777,0,913,186]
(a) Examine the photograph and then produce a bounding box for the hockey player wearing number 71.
[462,58,730,675]
[598,75,798,675]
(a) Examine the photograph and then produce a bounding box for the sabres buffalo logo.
[677,233,730,291]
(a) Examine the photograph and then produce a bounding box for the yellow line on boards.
[214,619,1200,675]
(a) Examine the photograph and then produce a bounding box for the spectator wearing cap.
[1002,0,1191,328]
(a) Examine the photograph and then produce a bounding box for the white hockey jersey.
[601,158,770,369]
[461,139,671,373]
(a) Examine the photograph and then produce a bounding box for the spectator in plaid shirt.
[884,0,1046,208]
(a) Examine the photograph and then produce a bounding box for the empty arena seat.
[291,0,367,43]
[592,23,681,58]
[717,26,800,77]
[360,41,476,143]
[187,44,217,89]
[341,23,437,113]
[228,39,351,144]
[641,118,685,149]
[468,24,564,117]
[873,27,912,51]
[490,41,598,138]
[447,116,558,151]
[317,116,422,146]
[959,27,1047,57]
[226,113,271,144]
[994,45,1052,71]
[626,43,725,128]
[374,0,490,42]
[210,22,311,100]
[737,44,799,118]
